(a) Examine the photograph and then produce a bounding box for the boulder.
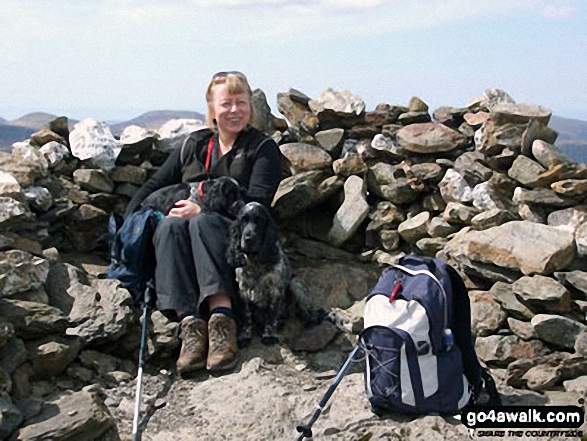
[440,221,576,275]
[0,250,50,299]
[155,119,204,153]
[0,171,21,194]
[398,212,430,244]
[531,314,587,349]
[328,176,369,247]
[490,103,552,126]
[0,299,68,340]
[469,290,507,337]
[396,122,468,154]
[512,275,572,314]
[475,334,550,367]
[66,279,135,345]
[280,143,332,173]
[438,169,473,203]
[15,390,114,441]
[69,119,121,169]
[308,88,365,129]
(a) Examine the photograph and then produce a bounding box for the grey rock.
[532,139,572,168]
[398,211,430,244]
[308,88,365,116]
[0,337,27,374]
[548,206,587,231]
[66,279,135,345]
[396,122,468,154]
[15,390,114,441]
[0,250,50,299]
[397,111,431,125]
[475,334,550,367]
[0,170,21,194]
[575,329,587,356]
[25,336,82,380]
[441,221,576,276]
[155,119,204,153]
[471,208,517,230]
[272,171,340,220]
[453,151,493,187]
[277,89,318,138]
[415,237,447,256]
[439,169,473,203]
[328,176,369,247]
[0,393,23,440]
[507,155,546,188]
[508,318,538,341]
[72,169,114,193]
[69,119,121,169]
[315,128,345,156]
[563,375,587,394]
[490,102,552,126]
[427,216,458,238]
[531,314,587,349]
[332,155,367,177]
[513,186,579,207]
[367,201,405,231]
[576,222,587,257]
[408,96,429,112]
[442,202,479,226]
[410,163,444,184]
[554,270,587,300]
[280,143,332,173]
[380,230,401,251]
[286,321,338,352]
[39,141,70,168]
[0,197,34,227]
[0,300,68,340]
[22,187,52,212]
[470,290,507,337]
[490,282,534,321]
[512,275,572,314]
[108,165,147,185]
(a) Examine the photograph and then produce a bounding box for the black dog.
[141,176,244,218]
[227,202,327,346]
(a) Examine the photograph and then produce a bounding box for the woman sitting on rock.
[125,72,283,374]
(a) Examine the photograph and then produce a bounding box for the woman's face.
[210,83,251,137]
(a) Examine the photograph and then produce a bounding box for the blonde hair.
[205,72,254,131]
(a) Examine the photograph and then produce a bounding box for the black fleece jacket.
[125,126,282,216]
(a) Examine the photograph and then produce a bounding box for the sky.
[1,0,586,123]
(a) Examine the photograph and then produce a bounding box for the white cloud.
[540,4,579,19]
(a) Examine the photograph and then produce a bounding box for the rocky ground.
[101,338,586,441]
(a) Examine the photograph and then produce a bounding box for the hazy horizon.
[1,0,586,123]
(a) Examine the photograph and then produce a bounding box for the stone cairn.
[1,87,586,439]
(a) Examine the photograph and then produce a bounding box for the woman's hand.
[167,200,201,219]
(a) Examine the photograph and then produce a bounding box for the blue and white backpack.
[361,254,472,415]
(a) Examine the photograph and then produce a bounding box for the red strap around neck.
[205,137,214,171]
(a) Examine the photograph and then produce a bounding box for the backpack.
[361,254,472,416]
[106,207,162,305]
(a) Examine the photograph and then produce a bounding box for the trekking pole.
[295,343,363,441]
[132,283,155,441]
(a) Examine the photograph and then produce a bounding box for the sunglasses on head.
[212,71,246,80]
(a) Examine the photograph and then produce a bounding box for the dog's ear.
[227,214,246,268]
[257,214,281,265]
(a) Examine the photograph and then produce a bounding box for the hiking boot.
[206,313,238,371]
[176,316,208,375]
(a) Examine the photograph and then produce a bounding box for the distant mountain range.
[1,110,586,163]
[0,110,204,152]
